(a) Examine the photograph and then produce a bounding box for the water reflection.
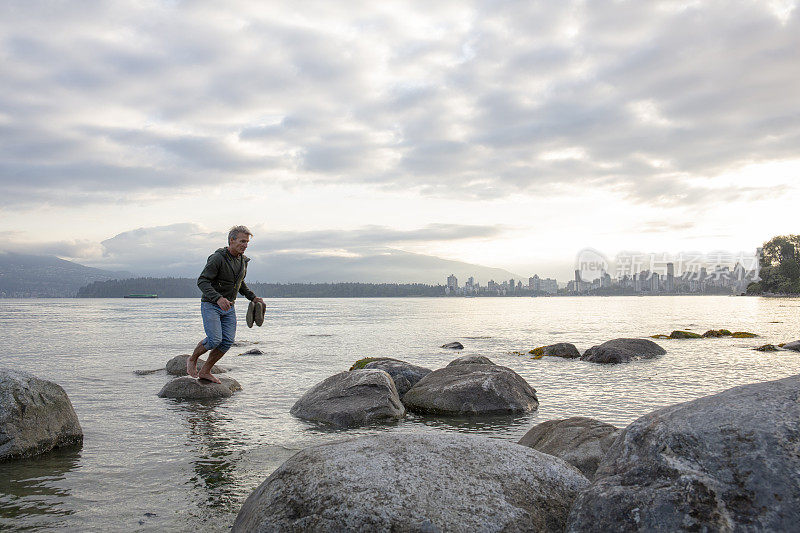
[168,400,248,517]
[407,411,538,435]
[0,448,81,530]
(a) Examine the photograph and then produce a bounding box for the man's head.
[227,225,252,256]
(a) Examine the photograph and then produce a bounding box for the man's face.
[230,233,250,255]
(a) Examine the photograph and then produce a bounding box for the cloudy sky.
[1,0,798,281]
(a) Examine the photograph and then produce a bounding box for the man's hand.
[253,297,265,306]
[217,296,232,310]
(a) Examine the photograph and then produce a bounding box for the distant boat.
[124,294,158,298]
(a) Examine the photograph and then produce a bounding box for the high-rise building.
[666,262,675,292]
[447,274,458,289]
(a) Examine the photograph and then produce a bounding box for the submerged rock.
[668,330,702,339]
[290,370,404,427]
[402,363,538,415]
[446,355,495,366]
[731,331,758,338]
[529,343,581,359]
[567,374,800,532]
[702,329,733,337]
[754,344,780,352]
[157,376,241,399]
[581,338,665,364]
[239,348,264,356]
[518,417,620,479]
[165,354,226,376]
[359,358,432,395]
[441,341,464,349]
[0,368,83,461]
[232,432,589,533]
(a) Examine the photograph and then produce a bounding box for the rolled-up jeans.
[200,301,236,354]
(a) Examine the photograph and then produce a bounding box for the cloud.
[0,0,798,209]
[27,222,508,276]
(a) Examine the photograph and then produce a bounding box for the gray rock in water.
[157,376,241,399]
[447,354,495,366]
[403,363,538,415]
[165,354,227,376]
[782,340,800,351]
[361,358,432,395]
[531,343,581,359]
[239,348,264,356]
[232,432,589,532]
[581,338,665,364]
[290,370,405,427]
[441,341,464,349]
[567,374,800,532]
[518,417,620,479]
[0,368,83,461]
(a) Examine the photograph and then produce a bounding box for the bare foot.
[198,371,221,384]
[186,356,199,378]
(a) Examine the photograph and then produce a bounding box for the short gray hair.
[228,225,253,243]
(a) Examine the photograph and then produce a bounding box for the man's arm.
[197,255,224,302]
[239,279,257,301]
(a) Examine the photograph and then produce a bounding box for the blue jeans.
[200,301,236,354]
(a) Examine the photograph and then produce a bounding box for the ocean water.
[1,296,799,531]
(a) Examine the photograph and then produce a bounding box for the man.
[187,225,265,383]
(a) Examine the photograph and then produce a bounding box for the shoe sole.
[254,301,265,326]
[246,300,255,328]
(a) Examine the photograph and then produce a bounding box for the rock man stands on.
[187,225,265,383]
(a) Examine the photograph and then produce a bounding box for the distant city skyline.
[1,2,798,277]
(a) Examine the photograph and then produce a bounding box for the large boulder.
[290,370,405,427]
[782,340,800,351]
[0,368,83,461]
[581,338,666,364]
[232,432,589,532]
[518,417,620,479]
[402,364,538,415]
[360,358,432,395]
[530,343,581,359]
[446,355,495,366]
[165,354,226,376]
[567,374,800,532]
[157,376,241,399]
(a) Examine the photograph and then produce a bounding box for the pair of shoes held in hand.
[246,300,266,328]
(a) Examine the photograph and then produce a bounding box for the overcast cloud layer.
[1,0,798,208]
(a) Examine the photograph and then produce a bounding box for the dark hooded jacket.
[197,247,256,305]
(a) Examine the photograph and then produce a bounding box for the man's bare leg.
[187,341,208,378]
[198,348,225,383]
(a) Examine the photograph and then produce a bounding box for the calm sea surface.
[1,296,799,531]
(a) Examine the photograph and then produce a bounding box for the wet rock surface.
[232,432,589,533]
[402,363,538,415]
[360,358,432,395]
[290,369,405,427]
[530,343,581,359]
[157,376,241,399]
[0,368,83,461]
[441,341,464,349]
[446,355,495,366]
[581,338,666,364]
[782,340,800,351]
[567,374,800,532]
[518,417,620,479]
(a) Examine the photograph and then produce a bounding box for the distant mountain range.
[0,249,522,297]
[0,252,130,297]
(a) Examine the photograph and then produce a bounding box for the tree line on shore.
[76,278,446,298]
